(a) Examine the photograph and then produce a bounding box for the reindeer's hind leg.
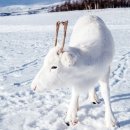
[99,67,117,127]
[89,87,100,104]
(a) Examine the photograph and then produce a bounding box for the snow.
[0,8,130,130]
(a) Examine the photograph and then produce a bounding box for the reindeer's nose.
[33,85,37,91]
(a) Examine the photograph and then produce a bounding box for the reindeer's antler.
[54,20,68,51]
[61,21,68,51]
[55,21,60,46]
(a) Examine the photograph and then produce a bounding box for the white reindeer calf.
[31,15,117,127]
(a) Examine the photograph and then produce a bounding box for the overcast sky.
[0,0,61,6]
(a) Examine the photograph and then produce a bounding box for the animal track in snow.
[110,52,130,87]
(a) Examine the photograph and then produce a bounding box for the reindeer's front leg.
[65,87,79,126]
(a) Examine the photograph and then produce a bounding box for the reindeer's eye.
[51,66,57,69]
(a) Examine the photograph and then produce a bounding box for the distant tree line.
[50,0,130,12]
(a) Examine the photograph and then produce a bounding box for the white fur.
[31,15,116,127]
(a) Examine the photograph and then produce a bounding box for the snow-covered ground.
[0,8,130,130]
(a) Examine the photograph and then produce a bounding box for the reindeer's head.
[31,21,77,92]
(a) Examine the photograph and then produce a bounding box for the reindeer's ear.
[60,52,77,67]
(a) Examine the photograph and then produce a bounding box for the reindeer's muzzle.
[33,85,37,91]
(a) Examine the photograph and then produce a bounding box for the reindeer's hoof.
[105,116,117,128]
[106,121,116,128]
[65,117,78,126]
[65,122,70,126]
[71,119,78,125]
[92,100,101,104]
[90,94,100,104]
[92,102,96,104]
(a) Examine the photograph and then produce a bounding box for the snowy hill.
[0,0,61,6]
[0,2,64,16]
[0,8,130,130]
[0,5,49,16]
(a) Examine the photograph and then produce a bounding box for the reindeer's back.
[70,15,114,66]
